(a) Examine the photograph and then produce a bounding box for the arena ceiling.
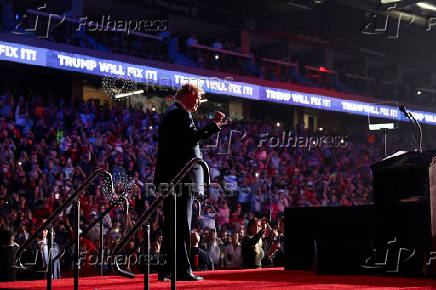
[86,0,436,90]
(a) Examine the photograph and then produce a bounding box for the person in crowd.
[98,203,112,236]
[206,228,223,267]
[242,218,268,268]
[148,239,162,273]
[0,86,378,280]
[186,34,198,47]
[216,201,230,230]
[186,34,199,63]
[0,229,18,282]
[86,210,100,245]
[202,206,217,230]
[190,230,214,271]
[15,221,29,245]
[271,216,286,266]
[24,226,61,280]
[212,38,223,49]
[261,226,281,267]
[224,231,243,268]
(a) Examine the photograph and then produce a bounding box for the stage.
[1,268,436,289]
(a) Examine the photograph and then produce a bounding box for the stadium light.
[369,123,395,131]
[276,122,281,127]
[381,0,402,3]
[114,89,144,99]
[214,54,220,60]
[417,2,436,11]
[417,90,422,95]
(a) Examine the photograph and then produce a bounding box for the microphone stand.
[410,114,423,153]
[402,108,423,153]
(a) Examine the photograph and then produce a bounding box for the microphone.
[399,105,423,153]
[399,105,411,118]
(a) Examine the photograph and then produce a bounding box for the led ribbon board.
[1,40,436,125]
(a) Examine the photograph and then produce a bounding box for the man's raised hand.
[214,111,226,127]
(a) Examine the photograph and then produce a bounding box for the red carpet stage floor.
[2,268,436,290]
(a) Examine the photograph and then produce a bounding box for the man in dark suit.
[22,227,61,280]
[154,83,225,281]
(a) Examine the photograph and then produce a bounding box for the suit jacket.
[23,240,61,280]
[154,102,220,196]
[0,245,18,281]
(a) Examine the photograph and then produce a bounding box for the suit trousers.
[160,188,194,277]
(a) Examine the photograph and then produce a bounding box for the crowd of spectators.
[0,88,378,280]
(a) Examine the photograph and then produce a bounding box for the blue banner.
[1,40,435,125]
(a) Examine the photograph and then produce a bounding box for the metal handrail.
[112,157,210,280]
[51,195,129,263]
[14,168,113,269]
[115,196,202,273]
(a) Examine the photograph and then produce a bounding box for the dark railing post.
[99,219,104,276]
[74,200,80,290]
[172,192,176,290]
[111,158,210,281]
[14,168,113,271]
[47,226,54,290]
[11,168,116,290]
[144,224,150,290]
[53,201,119,263]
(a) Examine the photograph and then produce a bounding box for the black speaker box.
[284,205,375,274]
